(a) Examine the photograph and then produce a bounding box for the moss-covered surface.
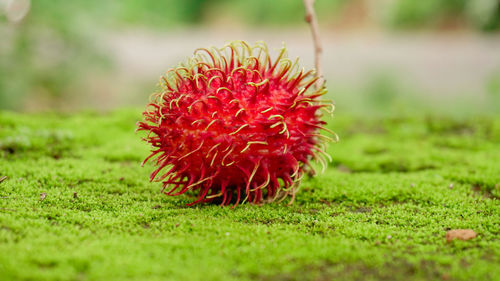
[0,109,499,281]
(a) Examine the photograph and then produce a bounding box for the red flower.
[137,41,334,206]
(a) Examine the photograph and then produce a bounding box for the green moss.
[0,109,499,281]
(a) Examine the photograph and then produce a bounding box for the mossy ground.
[0,109,499,281]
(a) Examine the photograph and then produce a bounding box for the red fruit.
[137,41,334,206]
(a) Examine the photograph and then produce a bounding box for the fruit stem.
[302,0,323,89]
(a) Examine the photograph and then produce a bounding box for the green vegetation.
[1,108,499,281]
[1,0,499,110]
[3,0,496,30]
[384,0,500,30]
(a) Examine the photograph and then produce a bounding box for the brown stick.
[302,0,323,89]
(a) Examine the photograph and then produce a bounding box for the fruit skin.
[137,41,334,206]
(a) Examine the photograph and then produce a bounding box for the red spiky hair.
[137,41,335,206]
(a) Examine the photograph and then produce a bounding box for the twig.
[302,0,324,89]
[0,176,7,183]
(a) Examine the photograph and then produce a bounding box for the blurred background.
[1,0,499,115]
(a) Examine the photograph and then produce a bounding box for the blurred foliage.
[486,71,500,111]
[204,0,346,26]
[364,74,399,111]
[382,0,500,31]
[0,0,499,110]
[0,0,111,110]
[382,0,466,28]
[466,0,500,31]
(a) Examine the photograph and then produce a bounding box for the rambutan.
[137,41,335,206]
